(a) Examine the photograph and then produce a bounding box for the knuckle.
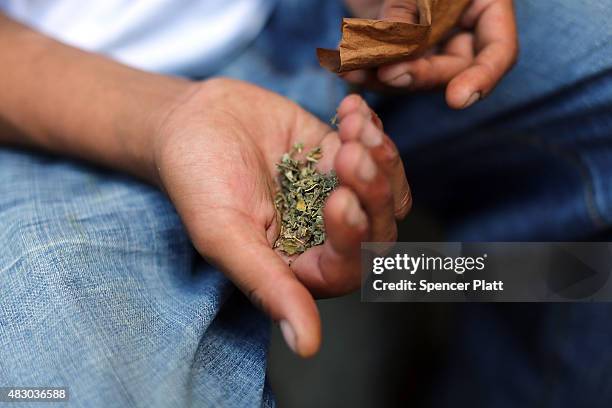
[385,142,403,168]
[500,39,520,70]
[326,271,361,296]
[381,225,398,243]
[395,190,413,220]
[376,183,394,207]
[383,188,394,206]
[413,59,438,90]
[335,142,362,174]
[320,252,361,295]
[409,63,427,88]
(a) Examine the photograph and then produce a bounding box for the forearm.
[0,14,194,183]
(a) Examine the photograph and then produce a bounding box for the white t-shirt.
[0,0,275,76]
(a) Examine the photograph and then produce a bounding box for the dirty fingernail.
[359,153,377,182]
[280,320,298,354]
[388,73,413,88]
[378,63,410,82]
[463,92,481,109]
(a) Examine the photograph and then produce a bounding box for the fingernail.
[338,95,366,121]
[388,73,413,88]
[463,92,481,109]
[378,63,410,82]
[362,120,383,147]
[280,320,298,354]
[358,99,371,117]
[345,198,367,228]
[359,153,377,182]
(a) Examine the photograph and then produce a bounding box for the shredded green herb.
[274,143,338,255]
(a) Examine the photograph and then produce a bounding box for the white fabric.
[0,0,274,76]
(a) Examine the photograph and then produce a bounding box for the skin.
[344,0,519,109]
[0,14,410,357]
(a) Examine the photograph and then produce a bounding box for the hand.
[153,79,411,356]
[343,0,519,109]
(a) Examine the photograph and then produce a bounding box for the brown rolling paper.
[317,0,471,73]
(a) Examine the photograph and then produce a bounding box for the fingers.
[335,140,397,245]
[200,214,321,357]
[339,0,518,110]
[337,93,383,134]
[339,70,368,85]
[291,187,367,297]
[337,95,412,220]
[338,0,419,87]
[379,0,420,23]
[377,32,475,90]
[446,0,518,109]
[293,95,411,297]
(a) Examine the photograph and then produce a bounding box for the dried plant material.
[317,0,471,73]
[330,113,339,128]
[275,143,338,255]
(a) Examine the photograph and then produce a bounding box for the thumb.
[379,0,420,23]
[202,215,321,357]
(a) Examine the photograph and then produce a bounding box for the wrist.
[124,76,197,187]
[150,78,242,189]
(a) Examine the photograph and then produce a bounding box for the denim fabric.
[374,2,612,407]
[0,151,273,407]
[1,1,611,408]
[214,0,349,119]
[380,0,612,241]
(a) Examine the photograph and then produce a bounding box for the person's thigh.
[428,303,612,408]
[373,3,612,406]
[215,0,612,240]
[383,0,612,150]
[0,149,271,407]
[380,0,612,240]
[393,75,612,241]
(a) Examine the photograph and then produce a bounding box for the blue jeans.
[1,1,611,407]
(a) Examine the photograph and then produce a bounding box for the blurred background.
[268,209,452,407]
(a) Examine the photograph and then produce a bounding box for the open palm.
[154,78,411,356]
